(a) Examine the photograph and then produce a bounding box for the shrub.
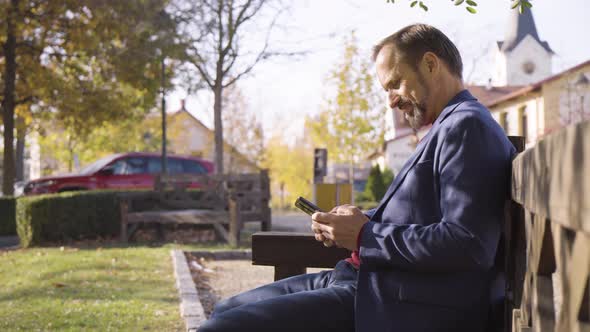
[382,167,395,187]
[0,197,16,235]
[16,191,133,247]
[364,165,386,202]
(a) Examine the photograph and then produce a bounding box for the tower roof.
[498,6,553,54]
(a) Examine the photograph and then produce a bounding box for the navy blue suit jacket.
[355,90,515,332]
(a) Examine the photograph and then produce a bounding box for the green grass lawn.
[0,242,238,332]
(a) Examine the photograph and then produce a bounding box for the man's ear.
[421,52,439,75]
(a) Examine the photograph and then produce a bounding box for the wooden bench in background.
[120,170,271,247]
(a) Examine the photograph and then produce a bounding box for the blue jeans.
[197,260,358,332]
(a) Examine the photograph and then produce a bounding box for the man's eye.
[389,81,400,90]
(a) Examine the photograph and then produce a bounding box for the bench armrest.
[252,231,351,280]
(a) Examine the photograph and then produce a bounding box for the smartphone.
[294,196,324,216]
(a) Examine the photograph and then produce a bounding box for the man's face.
[375,45,430,130]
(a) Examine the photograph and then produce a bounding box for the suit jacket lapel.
[371,131,432,220]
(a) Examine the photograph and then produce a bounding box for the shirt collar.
[434,89,477,125]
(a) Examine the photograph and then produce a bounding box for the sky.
[168,0,590,141]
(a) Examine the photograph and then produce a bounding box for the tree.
[178,0,285,174]
[261,132,313,209]
[364,165,386,202]
[309,31,386,184]
[222,84,265,173]
[382,167,394,187]
[385,0,532,14]
[0,1,179,194]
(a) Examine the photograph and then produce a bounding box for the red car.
[23,152,214,195]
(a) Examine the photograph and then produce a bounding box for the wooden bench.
[508,121,590,332]
[251,135,527,331]
[120,170,271,247]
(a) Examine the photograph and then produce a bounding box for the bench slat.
[252,232,350,270]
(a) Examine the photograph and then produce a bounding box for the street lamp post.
[160,56,168,175]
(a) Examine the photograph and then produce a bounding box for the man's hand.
[311,205,369,251]
[312,207,337,247]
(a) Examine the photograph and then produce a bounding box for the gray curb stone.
[187,249,252,260]
[171,249,207,332]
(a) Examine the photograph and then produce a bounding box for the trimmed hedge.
[0,197,16,235]
[15,191,146,247]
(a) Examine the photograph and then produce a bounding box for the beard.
[398,97,428,130]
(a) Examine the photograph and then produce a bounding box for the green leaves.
[517,0,533,13]
[457,0,477,14]
[510,0,533,13]
[419,1,428,11]
[384,0,532,13]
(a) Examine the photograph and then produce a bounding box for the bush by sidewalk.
[16,191,125,247]
[0,197,16,235]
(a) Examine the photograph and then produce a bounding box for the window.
[182,160,207,174]
[147,157,162,174]
[498,112,508,133]
[146,157,205,174]
[167,158,184,174]
[124,157,148,175]
[109,159,127,175]
[519,106,527,142]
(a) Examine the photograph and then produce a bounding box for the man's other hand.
[311,205,369,251]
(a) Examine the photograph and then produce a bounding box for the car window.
[109,159,127,175]
[81,154,118,175]
[182,160,206,174]
[147,157,162,174]
[124,157,148,175]
[168,158,184,175]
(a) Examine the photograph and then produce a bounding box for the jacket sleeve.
[359,116,512,272]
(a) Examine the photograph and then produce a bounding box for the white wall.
[493,47,508,86]
[505,35,552,86]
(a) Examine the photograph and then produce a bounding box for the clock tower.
[492,5,553,86]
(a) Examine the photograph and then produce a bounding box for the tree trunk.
[213,81,224,174]
[349,158,354,185]
[2,0,18,196]
[15,116,26,182]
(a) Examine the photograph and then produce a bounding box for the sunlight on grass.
[0,243,235,331]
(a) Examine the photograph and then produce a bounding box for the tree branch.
[222,4,281,85]
[15,95,35,105]
[187,45,214,88]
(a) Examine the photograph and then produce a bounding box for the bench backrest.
[507,120,590,332]
[154,170,271,214]
[155,173,228,210]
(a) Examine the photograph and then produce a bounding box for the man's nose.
[388,91,400,109]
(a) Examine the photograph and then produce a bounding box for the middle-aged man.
[197,23,516,332]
